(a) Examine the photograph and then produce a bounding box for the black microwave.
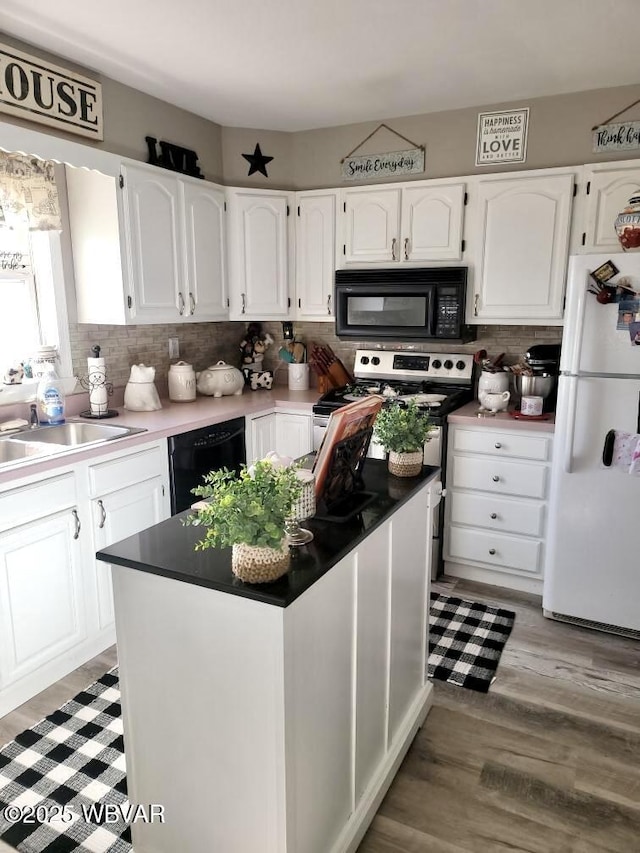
[335,267,475,342]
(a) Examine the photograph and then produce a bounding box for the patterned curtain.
[0,151,62,231]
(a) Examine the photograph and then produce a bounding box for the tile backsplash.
[70,320,563,391]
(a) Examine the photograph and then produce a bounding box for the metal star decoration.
[242,143,274,177]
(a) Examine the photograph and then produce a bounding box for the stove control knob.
[456,360,466,371]
[432,359,442,369]
[443,359,454,370]
[360,356,369,365]
[371,356,380,365]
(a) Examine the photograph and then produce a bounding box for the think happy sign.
[593,121,640,153]
[341,147,425,181]
[476,108,529,166]
[0,42,103,141]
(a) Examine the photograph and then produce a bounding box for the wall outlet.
[168,337,180,359]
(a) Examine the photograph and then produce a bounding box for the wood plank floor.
[359,577,640,853]
[1,578,639,852]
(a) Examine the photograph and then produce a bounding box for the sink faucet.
[29,404,39,428]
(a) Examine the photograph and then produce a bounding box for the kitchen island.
[98,461,441,853]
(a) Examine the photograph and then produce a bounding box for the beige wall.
[0,33,224,181]
[221,127,293,188]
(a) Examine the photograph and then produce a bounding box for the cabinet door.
[227,191,290,319]
[121,164,183,322]
[0,509,85,690]
[583,163,640,251]
[91,477,167,631]
[182,181,228,320]
[401,182,465,261]
[275,413,312,460]
[472,172,574,322]
[249,414,277,462]
[295,191,336,318]
[343,187,401,264]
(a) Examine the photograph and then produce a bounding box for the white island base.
[111,479,438,853]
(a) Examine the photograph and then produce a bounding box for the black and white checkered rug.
[428,592,516,692]
[0,668,131,853]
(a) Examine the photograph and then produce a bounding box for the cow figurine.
[250,370,274,391]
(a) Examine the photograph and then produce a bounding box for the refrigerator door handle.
[563,378,579,474]
[602,430,615,467]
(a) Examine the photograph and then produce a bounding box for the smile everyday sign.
[0,42,103,140]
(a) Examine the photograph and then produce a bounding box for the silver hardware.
[241,292,246,314]
[178,292,185,315]
[391,237,397,261]
[490,512,497,519]
[492,475,500,482]
[474,293,479,317]
[72,509,81,540]
[98,499,106,529]
[404,237,409,260]
[327,294,332,315]
[29,404,39,427]
[494,442,502,449]
[189,292,195,315]
[489,548,496,555]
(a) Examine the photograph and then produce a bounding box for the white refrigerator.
[543,253,640,635]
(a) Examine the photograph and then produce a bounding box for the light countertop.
[448,400,556,433]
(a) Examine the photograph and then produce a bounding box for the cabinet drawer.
[88,444,163,497]
[447,525,542,574]
[452,428,550,461]
[451,456,547,499]
[449,490,545,537]
[0,473,76,532]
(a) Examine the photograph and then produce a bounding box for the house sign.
[341,147,425,181]
[476,108,529,166]
[0,42,103,141]
[593,121,640,153]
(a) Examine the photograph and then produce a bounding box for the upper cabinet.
[295,190,337,320]
[468,170,575,324]
[226,189,293,320]
[580,160,640,253]
[66,162,228,325]
[339,180,466,266]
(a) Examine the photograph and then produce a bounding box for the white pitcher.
[479,390,510,412]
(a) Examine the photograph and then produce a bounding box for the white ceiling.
[1,0,639,132]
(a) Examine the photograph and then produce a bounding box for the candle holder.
[285,469,315,546]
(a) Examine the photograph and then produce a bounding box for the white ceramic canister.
[288,362,309,391]
[520,395,543,416]
[168,361,196,402]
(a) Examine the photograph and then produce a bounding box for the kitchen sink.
[11,421,146,447]
[0,439,50,464]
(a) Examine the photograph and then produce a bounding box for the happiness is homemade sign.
[476,108,529,166]
[341,147,424,181]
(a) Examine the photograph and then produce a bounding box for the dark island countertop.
[97,460,440,608]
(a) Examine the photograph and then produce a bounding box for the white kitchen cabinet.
[66,162,228,324]
[468,170,575,323]
[580,160,640,252]
[340,180,466,266]
[248,413,277,462]
[226,188,292,319]
[248,412,312,462]
[444,424,553,592]
[295,190,336,319]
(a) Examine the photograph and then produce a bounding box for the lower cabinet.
[0,440,170,717]
[444,424,553,592]
[248,411,313,461]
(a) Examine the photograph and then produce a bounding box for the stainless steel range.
[312,349,474,578]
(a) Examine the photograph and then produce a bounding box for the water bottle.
[37,365,66,425]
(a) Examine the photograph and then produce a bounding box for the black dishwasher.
[168,417,246,515]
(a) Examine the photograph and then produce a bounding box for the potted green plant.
[184,458,303,583]
[373,399,434,477]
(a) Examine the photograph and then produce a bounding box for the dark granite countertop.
[97,460,439,608]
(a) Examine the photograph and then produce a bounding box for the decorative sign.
[593,121,640,153]
[0,42,103,140]
[146,137,203,178]
[341,147,424,181]
[476,108,529,166]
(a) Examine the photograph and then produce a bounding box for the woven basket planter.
[388,449,423,478]
[231,542,290,584]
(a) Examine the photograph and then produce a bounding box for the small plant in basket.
[184,457,302,583]
[373,399,434,477]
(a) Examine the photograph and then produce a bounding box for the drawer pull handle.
[492,475,500,482]
[98,499,106,529]
[489,548,496,556]
[490,512,497,519]
[494,442,502,449]
[72,509,81,540]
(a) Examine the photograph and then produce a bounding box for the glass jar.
[615,193,640,251]
[30,345,60,381]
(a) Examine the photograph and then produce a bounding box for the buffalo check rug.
[427,592,516,692]
[0,668,131,853]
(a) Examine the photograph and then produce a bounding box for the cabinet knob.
[492,475,500,482]
[490,512,497,519]
[494,442,502,449]
[489,548,496,556]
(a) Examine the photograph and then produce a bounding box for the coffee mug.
[481,390,510,412]
[520,395,543,416]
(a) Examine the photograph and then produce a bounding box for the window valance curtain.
[0,151,62,231]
